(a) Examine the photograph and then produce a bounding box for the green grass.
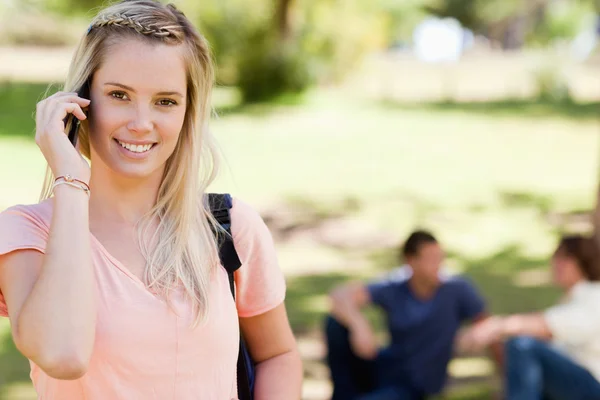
[0,81,598,399]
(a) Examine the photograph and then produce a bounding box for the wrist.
[349,317,371,334]
[53,163,90,184]
[501,316,521,338]
[52,180,91,199]
[55,172,90,185]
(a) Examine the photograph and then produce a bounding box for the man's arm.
[500,313,553,339]
[470,313,505,371]
[329,282,378,359]
[459,313,552,354]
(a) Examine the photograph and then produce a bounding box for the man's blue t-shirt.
[367,267,485,395]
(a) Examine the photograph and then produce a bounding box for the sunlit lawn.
[0,80,598,399]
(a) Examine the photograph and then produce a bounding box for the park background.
[0,0,599,398]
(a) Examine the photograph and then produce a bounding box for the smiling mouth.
[114,139,156,153]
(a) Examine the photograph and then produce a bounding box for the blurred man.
[324,230,497,400]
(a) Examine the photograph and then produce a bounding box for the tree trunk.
[594,157,600,251]
[275,0,294,40]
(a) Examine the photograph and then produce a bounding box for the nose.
[126,103,154,135]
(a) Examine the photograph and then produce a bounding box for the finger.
[51,94,91,107]
[36,101,49,131]
[64,102,88,121]
[51,102,87,125]
[39,93,88,124]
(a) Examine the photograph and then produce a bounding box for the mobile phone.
[65,81,90,147]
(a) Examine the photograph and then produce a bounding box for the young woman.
[0,1,302,399]
[459,234,600,400]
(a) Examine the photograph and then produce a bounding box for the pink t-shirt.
[0,197,286,400]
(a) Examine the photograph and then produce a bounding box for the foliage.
[196,0,387,100]
[531,0,598,45]
[533,64,572,102]
[294,0,387,83]
[234,28,311,102]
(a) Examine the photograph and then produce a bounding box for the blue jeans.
[506,336,600,400]
[324,315,425,400]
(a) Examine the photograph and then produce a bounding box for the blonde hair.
[40,0,222,324]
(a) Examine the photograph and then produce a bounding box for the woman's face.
[551,251,584,290]
[88,38,188,180]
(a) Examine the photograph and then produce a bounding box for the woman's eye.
[110,91,128,100]
[158,99,177,107]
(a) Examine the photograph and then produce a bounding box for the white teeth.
[117,140,154,153]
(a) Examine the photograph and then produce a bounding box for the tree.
[275,0,295,40]
[422,0,599,48]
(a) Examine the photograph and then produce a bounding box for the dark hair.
[401,230,437,260]
[555,235,600,281]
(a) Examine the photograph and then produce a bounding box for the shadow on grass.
[457,245,561,314]
[499,190,592,234]
[381,98,600,121]
[286,272,351,334]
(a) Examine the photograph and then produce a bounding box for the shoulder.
[0,199,53,229]
[441,275,481,295]
[368,265,411,293]
[0,199,53,258]
[229,197,272,241]
[230,197,264,226]
[225,197,285,316]
[573,282,600,302]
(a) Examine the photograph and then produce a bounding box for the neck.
[408,276,438,300]
[564,278,585,293]
[88,167,163,226]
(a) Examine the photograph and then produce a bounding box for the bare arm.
[500,313,552,340]
[470,313,505,371]
[458,313,552,354]
[240,303,302,400]
[0,190,96,379]
[0,91,96,379]
[329,282,371,327]
[329,282,377,359]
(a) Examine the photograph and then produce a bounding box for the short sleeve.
[0,204,50,317]
[366,266,412,309]
[367,280,392,309]
[545,294,600,345]
[230,198,286,318]
[456,278,486,322]
[367,278,402,310]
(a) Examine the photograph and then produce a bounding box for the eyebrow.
[104,82,184,98]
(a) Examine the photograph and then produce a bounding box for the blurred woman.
[460,234,600,400]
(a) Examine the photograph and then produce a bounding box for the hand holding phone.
[36,85,92,181]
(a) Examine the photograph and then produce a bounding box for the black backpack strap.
[207,193,253,400]
[208,193,242,279]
